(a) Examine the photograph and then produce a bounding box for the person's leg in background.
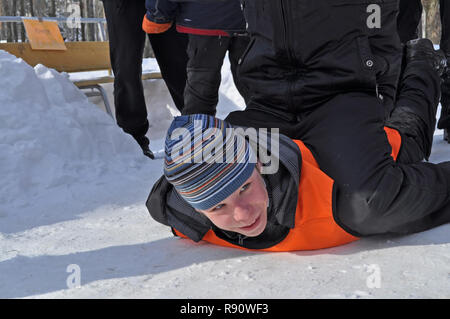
[102,0,188,158]
[182,35,230,116]
[439,0,450,55]
[227,35,251,106]
[147,24,188,113]
[103,0,149,147]
[437,0,450,140]
[102,0,151,156]
[397,0,423,44]
[396,0,423,111]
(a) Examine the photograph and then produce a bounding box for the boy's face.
[197,167,269,237]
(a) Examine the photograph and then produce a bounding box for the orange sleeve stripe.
[142,15,172,34]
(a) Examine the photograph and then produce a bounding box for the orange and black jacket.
[146,130,402,252]
[143,0,246,36]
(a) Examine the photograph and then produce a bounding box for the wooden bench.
[0,41,162,117]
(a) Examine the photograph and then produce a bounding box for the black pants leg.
[227,35,251,106]
[439,0,450,54]
[228,59,450,236]
[438,0,450,133]
[102,0,148,137]
[182,35,229,116]
[102,0,188,137]
[148,25,189,112]
[182,34,248,116]
[300,60,450,236]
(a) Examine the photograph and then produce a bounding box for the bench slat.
[73,72,162,87]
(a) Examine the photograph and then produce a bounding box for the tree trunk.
[5,0,13,42]
[96,0,107,40]
[11,0,17,42]
[0,0,4,41]
[29,0,35,17]
[423,0,441,44]
[80,0,86,41]
[96,0,105,18]
[20,0,26,42]
[50,0,57,17]
[89,0,96,41]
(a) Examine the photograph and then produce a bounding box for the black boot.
[132,135,155,159]
[406,38,447,77]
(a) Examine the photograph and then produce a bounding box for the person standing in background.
[101,0,189,159]
[143,0,249,116]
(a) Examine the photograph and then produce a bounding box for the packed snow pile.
[0,50,144,207]
[0,49,448,299]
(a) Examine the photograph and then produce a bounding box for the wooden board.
[0,41,162,85]
[22,19,67,51]
[0,41,111,73]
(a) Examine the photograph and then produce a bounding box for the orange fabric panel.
[287,140,359,251]
[384,127,402,161]
[142,15,172,34]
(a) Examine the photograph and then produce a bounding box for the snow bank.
[0,50,144,207]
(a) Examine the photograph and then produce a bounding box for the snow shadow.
[0,164,162,234]
[289,224,450,257]
[2,224,449,298]
[0,237,255,298]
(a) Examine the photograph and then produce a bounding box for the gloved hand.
[133,134,155,159]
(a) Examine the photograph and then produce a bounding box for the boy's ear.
[256,160,263,173]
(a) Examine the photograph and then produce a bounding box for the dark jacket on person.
[143,0,246,36]
[237,0,402,118]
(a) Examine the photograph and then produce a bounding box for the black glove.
[132,135,155,159]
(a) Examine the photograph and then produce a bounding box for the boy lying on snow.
[146,39,450,252]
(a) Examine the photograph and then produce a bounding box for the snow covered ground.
[0,49,449,299]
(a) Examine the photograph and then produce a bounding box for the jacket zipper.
[280,0,296,113]
[238,234,246,246]
[280,0,295,64]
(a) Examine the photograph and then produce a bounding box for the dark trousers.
[102,0,188,137]
[398,0,450,131]
[182,34,250,116]
[398,0,450,53]
[397,0,423,44]
[226,59,450,236]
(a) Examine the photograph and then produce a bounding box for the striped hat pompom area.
[164,114,257,210]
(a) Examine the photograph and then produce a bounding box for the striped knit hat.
[164,114,257,210]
